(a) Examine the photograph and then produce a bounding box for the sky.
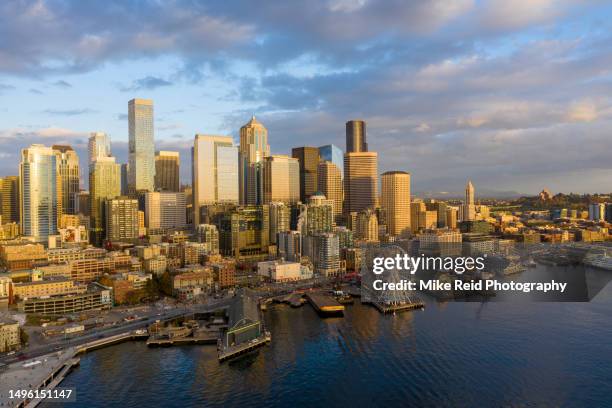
[1,0,612,196]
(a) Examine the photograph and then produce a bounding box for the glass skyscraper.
[20,145,58,242]
[128,98,155,193]
[318,144,343,179]
[192,134,239,225]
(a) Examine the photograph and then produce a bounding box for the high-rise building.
[462,180,476,221]
[128,98,155,193]
[154,151,180,192]
[88,132,111,163]
[589,203,606,221]
[344,152,378,215]
[20,145,58,242]
[105,197,139,243]
[212,205,270,261]
[303,233,341,277]
[263,155,300,205]
[239,116,269,205]
[143,191,186,231]
[192,134,239,225]
[89,157,121,245]
[297,194,334,236]
[291,146,320,202]
[195,224,219,254]
[317,161,343,225]
[346,120,367,153]
[318,144,343,179]
[269,202,291,245]
[52,145,80,215]
[0,176,20,224]
[355,209,378,242]
[381,171,411,237]
[277,230,302,262]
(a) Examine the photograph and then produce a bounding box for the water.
[48,267,612,407]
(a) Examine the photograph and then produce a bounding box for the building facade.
[155,151,180,192]
[344,152,378,215]
[292,146,320,202]
[263,155,300,205]
[128,98,155,193]
[346,120,367,153]
[381,171,411,237]
[239,116,269,205]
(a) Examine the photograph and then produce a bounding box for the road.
[0,298,233,365]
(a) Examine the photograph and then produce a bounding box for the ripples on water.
[47,266,612,408]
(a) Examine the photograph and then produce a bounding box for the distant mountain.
[414,189,525,200]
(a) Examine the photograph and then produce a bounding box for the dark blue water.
[50,266,612,407]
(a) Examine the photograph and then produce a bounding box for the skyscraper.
[105,197,139,243]
[263,155,300,205]
[344,152,378,215]
[52,145,80,215]
[297,194,334,236]
[120,163,129,196]
[463,180,476,221]
[154,151,180,192]
[381,171,411,237]
[20,145,58,242]
[269,202,291,245]
[0,176,20,224]
[291,146,320,202]
[89,156,121,245]
[346,120,367,153]
[88,132,111,163]
[317,161,343,225]
[128,98,155,193]
[239,116,270,205]
[192,134,239,225]
[143,191,186,231]
[318,144,343,179]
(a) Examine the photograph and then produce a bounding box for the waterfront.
[43,266,612,407]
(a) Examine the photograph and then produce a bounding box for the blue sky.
[1,0,612,195]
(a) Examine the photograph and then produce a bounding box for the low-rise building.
[257,260,312,282]
[0,317,20,352]
[17,283,112,315]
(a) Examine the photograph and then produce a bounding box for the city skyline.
[2,1,612,194]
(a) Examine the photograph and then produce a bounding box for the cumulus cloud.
[120,76,173,92]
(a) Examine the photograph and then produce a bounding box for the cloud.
[120,76,173,92]
[29,88,43,94]
[567,100,598,122]
[53,79,72,88]
[0,83,15,92]
[43,108,97,116]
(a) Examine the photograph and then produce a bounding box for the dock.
[217,332,271,362]
[305,292,345,316]
[146,332,218,347]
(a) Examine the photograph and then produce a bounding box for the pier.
[305,292,345,316]
[370,301,425,314]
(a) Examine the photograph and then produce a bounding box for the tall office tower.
[291,146,320,202]
[88,132,111,163]
[346,120,367,153]
[463,180,476,221]
[239,116,270,205]
[192,134,239,225]
[120,163,129,196]
[277,230,302,262]
[318,144,343,179]
[105,197,139,243]
[317,161,343,225]
[52,145,80,215]
[195,224,219,254]
[344,152,378,215]
[426,200,448,228]
[0,176,20,224]
[356,209,379,242]
[143,191,186,231]
[128,98,155,193]
[381,171,411,237]
[269,202,290,245]
[89,156,121,245]
[297,194,334,236]
[19,145,58,242]
[154,151,180,192]
[589,203,606,221]
[263,155,300,205]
